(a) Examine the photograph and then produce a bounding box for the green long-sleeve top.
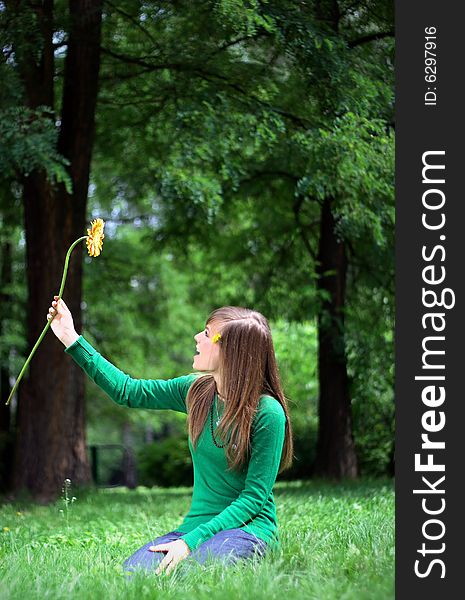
[65,335,286,551]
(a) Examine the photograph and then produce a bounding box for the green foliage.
[0,480,394,599]
[0,2,46,67]
[0,194,27,378]
[0,106,71,189]
[271,320,318,478]
[137,436,193,487]
[348,285,394,477]
[1,0,395,483]
[214,0,277,36]
[0,13,72,191]
[294,114,394,244]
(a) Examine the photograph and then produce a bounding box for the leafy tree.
[1,0,394,496]
[0,35,71,490]
[88,0,394,478]
[2,0,103,500]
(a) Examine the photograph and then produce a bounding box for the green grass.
[0,479,394,600]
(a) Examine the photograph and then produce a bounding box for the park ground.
[0,479,394,600]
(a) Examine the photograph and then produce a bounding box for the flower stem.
[5,236,87,406]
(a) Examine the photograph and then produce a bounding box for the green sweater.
[65,336,286,551]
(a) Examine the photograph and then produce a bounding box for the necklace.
[210,398,239,452]
[215,399,221,426]
[210,396,225,448]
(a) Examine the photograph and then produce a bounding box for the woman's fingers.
[54,296,70,311]
[149,544,167,552]
[149,540,189,575]
[48,297,70,318]
[47,298,60,321]
[165,558,178,575]
[155,552,173,575]
[148,544,174,575]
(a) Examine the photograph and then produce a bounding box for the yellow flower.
[212,333,222,344]
[86,218,105,257]
[16,512,22,517]
[3,527,10,532]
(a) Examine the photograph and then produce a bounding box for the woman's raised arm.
[47,296,193,413]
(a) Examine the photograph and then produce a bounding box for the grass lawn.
[0,479,394,600]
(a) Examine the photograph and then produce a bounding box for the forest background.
[0,0,394,501]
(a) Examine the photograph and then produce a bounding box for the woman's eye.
[204,329,208,337]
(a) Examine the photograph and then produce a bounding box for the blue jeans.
[123,529,267,574]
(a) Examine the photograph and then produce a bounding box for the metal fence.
[87,444,137,488]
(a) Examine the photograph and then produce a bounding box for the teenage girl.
[47,296,293,575]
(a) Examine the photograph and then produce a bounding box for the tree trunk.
[0,240,13,491]
[12,0,103,501]
[0,239,12,433]
[314,198,358,478]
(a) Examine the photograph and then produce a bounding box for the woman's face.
[193,322,221,371]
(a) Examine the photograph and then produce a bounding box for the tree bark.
[12,0,103,501]
[0,240,13,491]
[0,240,12,434]
[314,198,358,478]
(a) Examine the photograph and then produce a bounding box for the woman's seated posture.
[47,297,294,575]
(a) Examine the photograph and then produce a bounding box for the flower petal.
[86,218,105,257]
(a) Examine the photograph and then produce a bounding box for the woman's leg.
[188,529,268,566]
[123,531,183,574]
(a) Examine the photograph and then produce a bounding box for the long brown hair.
[186,307,294,473]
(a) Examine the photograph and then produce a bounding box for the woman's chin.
[193,356,216,372]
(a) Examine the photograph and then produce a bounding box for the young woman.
[47,296,293,575]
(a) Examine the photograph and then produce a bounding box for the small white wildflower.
[348,543,360,555]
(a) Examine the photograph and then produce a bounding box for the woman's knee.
[123,531,181,572]
[191,529,267,565]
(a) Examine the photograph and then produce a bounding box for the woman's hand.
[47,296,79,348]
[149,539,191,575]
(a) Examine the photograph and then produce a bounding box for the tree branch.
[104,0,162,50]
[99,48,312,128]
[190,67,312,128]
[207,33,269,58]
